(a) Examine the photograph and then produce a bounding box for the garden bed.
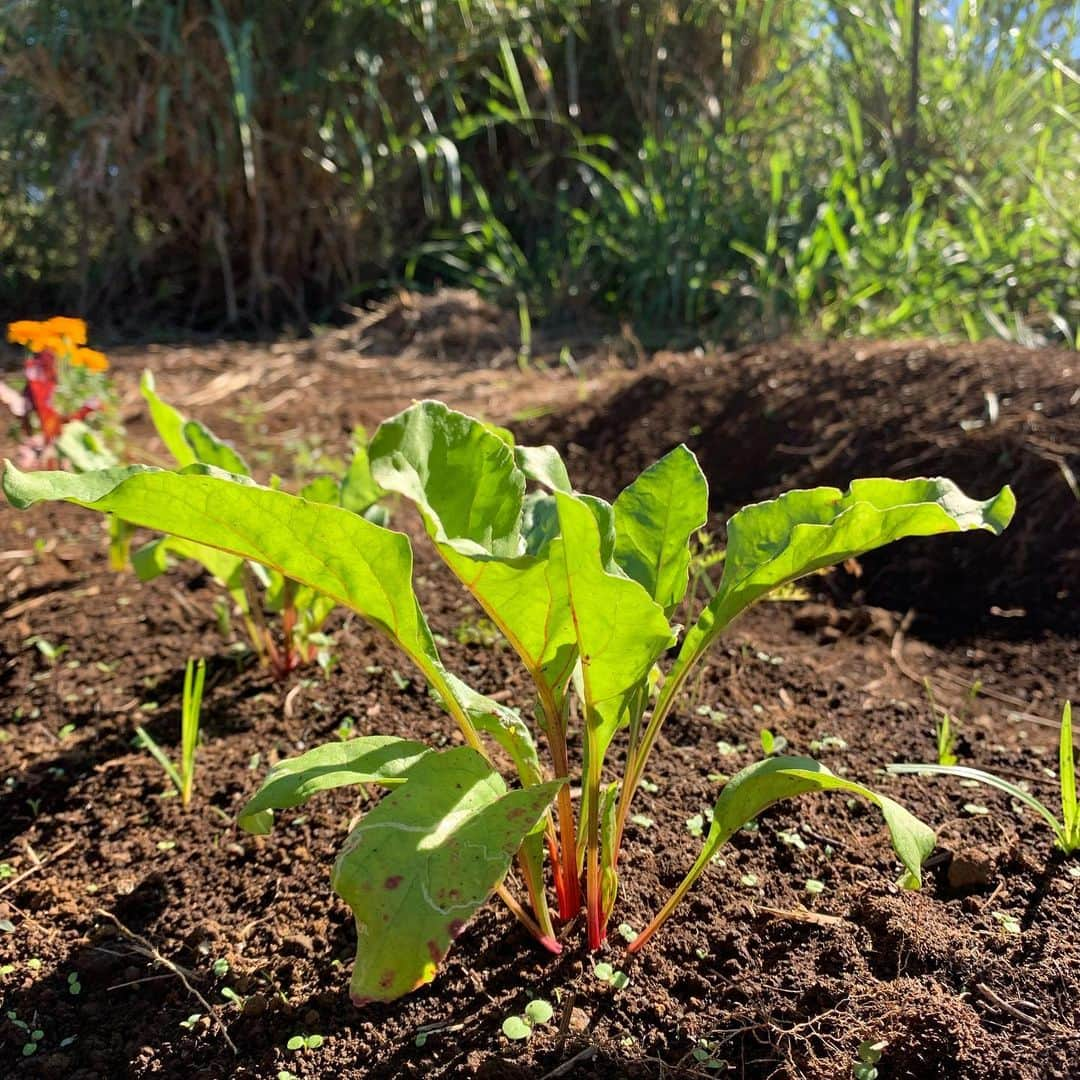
[2,327,1078,1079]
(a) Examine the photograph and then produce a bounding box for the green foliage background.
[1,1,1077,344]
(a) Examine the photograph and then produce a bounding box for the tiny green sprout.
[278,1072,300,1080]
[891,701,1078,855]
[992,910,1022,935]
[617,922,638,943]
[692,1038,726,1070]
[630,813,654,829]
[179,1013,202,1030]
[213,596,232,639]
[805,878,825,895]
[136,656,205,809]
[925,681,958,766]
[760,729,788,755]
[57,723,76,741]
[810,735,849,752]
[221,986,245,1008]
[777,828,807,851]
[287,1034,324,1051]
[212,957,230,977]
[67,971,82,995]
[27,957,41,971]
[0,918,13,933]
[740,873,759,888]
[853,1038,887,1080]
[685,813,705,838]
[336,716,356,741]
[593,961,630,989]
[639,778,660,794]
[28,635,67,664]
[0,964,15,975]
[413,1031,428,1048]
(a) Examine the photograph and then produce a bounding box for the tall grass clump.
[1,1,1077,345]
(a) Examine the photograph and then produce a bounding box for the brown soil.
[1,317,1078,1079]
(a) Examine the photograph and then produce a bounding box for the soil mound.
[530,339,1078,634]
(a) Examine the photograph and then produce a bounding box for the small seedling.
[760,728,788,755]
[135,657,205,808]
[685,813,705,838]
[593,961,629,989]
[805,878,825,895]
[692,1038,727,1070]
[992,910,1022,935]
[891,702,1078,854]
[179,1013,202,1030]
[212,957,230,977]
[286,1034,324,1051]
[27,636,66,664]
[67,971,81,995]
[924,680,958,766]
[853,1038,887,1079]
[501,998,554,1041]
[7,1011,45,1057]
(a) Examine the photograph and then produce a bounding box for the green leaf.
[502,1016,532,1040]
[370,400,523,556]
[524,999,554,1024]
[141,372,195,467]
[707,757,933,884]
[613,445,708,613]
[553,492,674,747]
[182,420,250,476]
[55,421,117,471]
[514,444,572,493]
[132,535,246,594]
[446,674,543,787]
[669,478,1014,694]
[888,762,1064,839]
[1060,702,1077,850]
[340,427,383,514]
[300,476,342,505]
[331,747,562,1003]
[2,463,482,745]
[237,736,430,834]
[370,402,577,715]
[632,756,934,950]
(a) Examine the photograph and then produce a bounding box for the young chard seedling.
[890,701,1078,854]
[133,374,387,679]
[3,400,1015,1003]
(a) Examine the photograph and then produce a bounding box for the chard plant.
[2,400,1015,1002]
[134,374,388,678]
[890,701,1078,855]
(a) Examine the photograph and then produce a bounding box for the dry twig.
[95,908,238,1054]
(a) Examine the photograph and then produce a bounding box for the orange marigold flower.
[43,316,88,346]
[7,320,45,348]
[73,347,109,372]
